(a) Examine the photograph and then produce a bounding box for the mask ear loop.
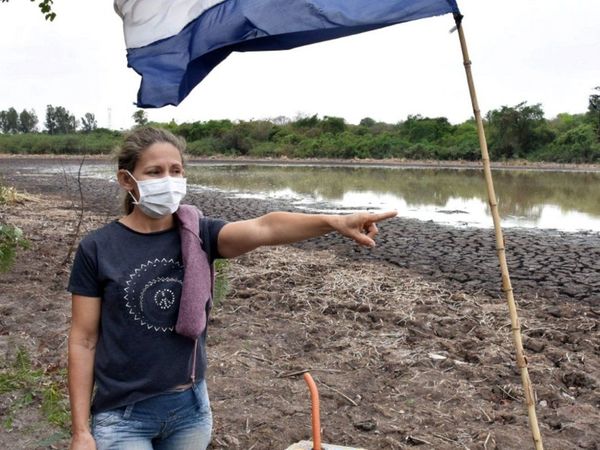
[122,170,141,205]
[128,191,140,205]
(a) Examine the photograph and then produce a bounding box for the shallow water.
[61,162,600,233]
[183,164,600,232]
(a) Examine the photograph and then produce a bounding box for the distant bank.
[2,153,600,173]
[0,103,599,164]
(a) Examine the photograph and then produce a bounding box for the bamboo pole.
[453,14,544,450]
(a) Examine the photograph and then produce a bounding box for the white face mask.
[126,171,187,218]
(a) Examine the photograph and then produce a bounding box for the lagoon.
[185,163,600,232]
[77,162,600,233]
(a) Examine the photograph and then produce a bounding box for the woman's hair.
[116,126,187,214]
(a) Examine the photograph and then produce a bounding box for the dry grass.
[207,245,599,449]
[208,247,532,448]
[0,185,37,205]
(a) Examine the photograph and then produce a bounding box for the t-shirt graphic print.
[124,257,184,332]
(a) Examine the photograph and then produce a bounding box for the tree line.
[0,88,599,163]
[0,105,99,134]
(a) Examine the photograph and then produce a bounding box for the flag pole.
[453,14,544,450]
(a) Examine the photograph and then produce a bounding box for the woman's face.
[132,142,184,181]
[118,142,185,197]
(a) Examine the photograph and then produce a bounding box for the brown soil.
[0,158,599,449]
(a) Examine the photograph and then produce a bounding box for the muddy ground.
[0,157,599,449]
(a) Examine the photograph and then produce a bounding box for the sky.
[0,1,599,131]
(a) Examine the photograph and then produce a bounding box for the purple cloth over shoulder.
[174,204,213,339]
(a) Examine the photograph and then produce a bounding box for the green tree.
[400,115,452,144]
[321,116,346,134]
[3,107,20,134]
[45,105,78,134]
[538,124,600,163]
[440,120,479,160]
[588,86,600,142]
[18,109,38,133]
[221,126,251,155]
[0,0,56,21]
[293,114,319,128]
[0,111,8,134]
[81,113,98,133]
[359,117,376,127]
[44,105,57,134]
[486,102,554,159]
[132,110,149,127]
[548,113,587,135]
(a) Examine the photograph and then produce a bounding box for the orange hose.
[303,372,322,450]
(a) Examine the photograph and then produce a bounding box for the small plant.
[213,259,230,306]
[0,185,19,204]
[42,379,69,429]
[0,348,69,431]
[0,224,29,272]
[0,183,30,272]
[0,224,29,273]
[0,182,36,205]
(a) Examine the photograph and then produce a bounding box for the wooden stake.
[453,14,544,450]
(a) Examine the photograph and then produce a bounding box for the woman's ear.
[117,170,135,191]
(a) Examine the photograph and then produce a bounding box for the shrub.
[0,224,29,273]
[186,137,228,156]
[0,132,121,155]
[213,259,230,306]
[0,348,69,430]
[532,124,600,163]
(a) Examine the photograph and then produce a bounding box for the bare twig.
[61,156,86,267]
[320,381,359,406]
[484,433,491,450]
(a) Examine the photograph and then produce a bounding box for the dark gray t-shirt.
[68,218,226,413]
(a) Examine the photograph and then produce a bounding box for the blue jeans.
[92,381,212,450]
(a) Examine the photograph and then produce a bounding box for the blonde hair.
[116,127,186,214]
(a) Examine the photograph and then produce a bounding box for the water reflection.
[186,164,600,232]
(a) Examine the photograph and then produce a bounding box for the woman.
[67,127,396,450]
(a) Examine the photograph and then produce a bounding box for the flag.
[115,0,460,108]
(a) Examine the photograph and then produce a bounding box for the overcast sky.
[1,1,598,130]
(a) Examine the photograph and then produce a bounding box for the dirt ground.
[0,157,599,449]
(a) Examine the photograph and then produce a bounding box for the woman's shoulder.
[78,220,122,247]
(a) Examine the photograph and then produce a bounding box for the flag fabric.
[115,0,460,108]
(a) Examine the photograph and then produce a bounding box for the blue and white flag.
[115,0,460,108]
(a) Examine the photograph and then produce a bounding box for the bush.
[404,143,437,160]
[248,142,280,158]
[321,116,346,134]
[0,132,121,155]
[293,114,319,128]
[532,124,600,163]
[174,120,234,141]
[213,259,230,306]
[186,137,228,156]
[0,224,29,273]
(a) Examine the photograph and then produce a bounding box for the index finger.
[368,210,398,223]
